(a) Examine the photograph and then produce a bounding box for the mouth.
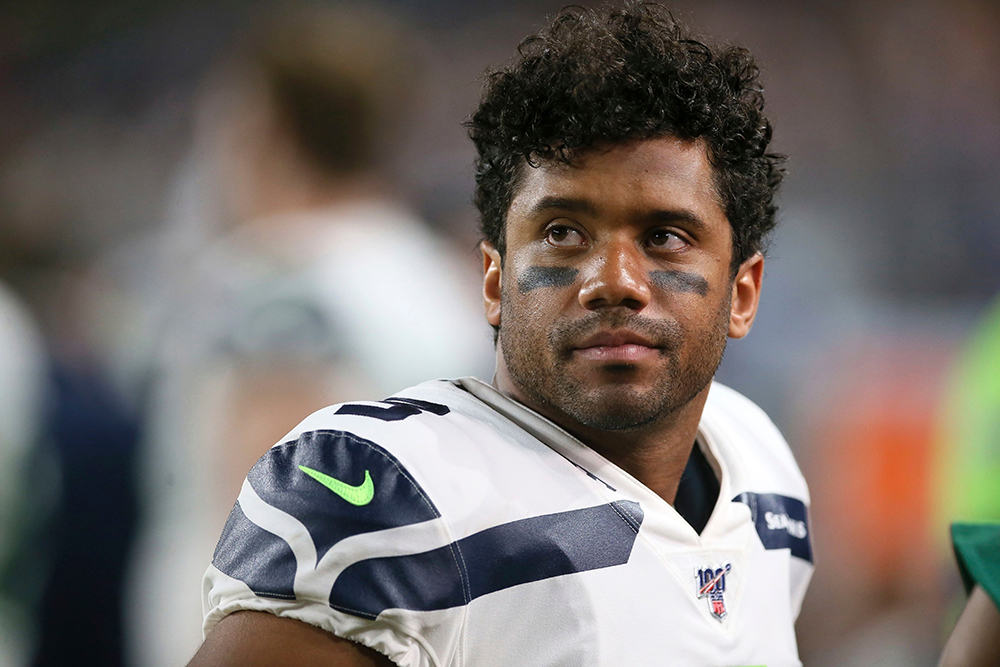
[571,330,663,363]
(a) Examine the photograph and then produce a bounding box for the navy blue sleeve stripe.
[732,492,812,563]
[329,500,644,619]
[213,501,297,599]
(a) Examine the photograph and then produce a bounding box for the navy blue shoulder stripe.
[733,492,812,563]
[329,500,643,619]
[213,501,297,599]
[248,429,440,563]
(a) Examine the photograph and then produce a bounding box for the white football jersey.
[204,378,813,667]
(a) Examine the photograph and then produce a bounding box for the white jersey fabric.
[204,378,813,667]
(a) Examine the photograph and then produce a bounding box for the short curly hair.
[466,2,784,274]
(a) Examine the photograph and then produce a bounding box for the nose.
[578,238,651,311]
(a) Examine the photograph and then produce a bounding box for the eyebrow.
[647,208,708,234]
[525,196,600,219]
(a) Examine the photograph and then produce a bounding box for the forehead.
[508,136,726,229]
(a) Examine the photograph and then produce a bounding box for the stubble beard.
[499,292,731,432]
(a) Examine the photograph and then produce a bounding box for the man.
[190,3,812,666]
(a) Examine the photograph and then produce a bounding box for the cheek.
[502,270,575,331]
[649,275,732,337]
[505,262,580,315]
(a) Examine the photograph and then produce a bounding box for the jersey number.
[335,398,450,422]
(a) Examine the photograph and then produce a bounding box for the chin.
[559,384,669,432]
[570,404,664,432]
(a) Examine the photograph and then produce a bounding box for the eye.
[545,224,586,248]
[647,228,688,252]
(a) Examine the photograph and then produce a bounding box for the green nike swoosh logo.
[298,465,374,506]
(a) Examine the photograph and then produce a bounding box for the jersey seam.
[328,601,379,617]
[609,501,642,534]
[429,476,470,667]
[251,590,297,600]
[448,541,472,604]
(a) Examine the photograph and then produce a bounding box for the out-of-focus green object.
[951,523,1000,607]
[939,297,1000,524]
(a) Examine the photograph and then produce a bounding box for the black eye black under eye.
[518,266,579,293]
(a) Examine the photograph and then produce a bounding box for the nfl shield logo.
[696,563,732,621]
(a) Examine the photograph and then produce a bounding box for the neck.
[241,168,386,227]
[493,354,710,505]
[221,105,389,230]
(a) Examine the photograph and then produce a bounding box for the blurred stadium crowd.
[0,0,998,665]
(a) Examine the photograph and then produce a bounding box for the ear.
[729,253,764,339]
[481,241,503,328]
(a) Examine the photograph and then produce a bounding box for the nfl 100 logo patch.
[695,563,732,621]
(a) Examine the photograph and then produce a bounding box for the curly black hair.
[466,2,784,274]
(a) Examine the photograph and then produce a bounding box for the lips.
[576,331,659,349]
[572,330,662,362]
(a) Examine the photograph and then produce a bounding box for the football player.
[189,3,813,665]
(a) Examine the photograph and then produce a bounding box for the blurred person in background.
[0,82,144,667]
[937,296,1000,530]
[124,5,491,666]
[0,281,48,667]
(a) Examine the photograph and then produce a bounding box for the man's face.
[483,136,761,432]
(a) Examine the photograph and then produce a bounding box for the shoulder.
[231,379,496,561]
[205,381,490,665]
[203,378,590,665]
[702,381,809,503]
[208,377,539,598]
[269,379,587,530]
[703,381,786,450]
[703,382,813,572]
[279,379,513,479]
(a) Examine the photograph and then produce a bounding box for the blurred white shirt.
[125,201,493,667]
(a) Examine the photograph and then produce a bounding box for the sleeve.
[203,425,466,667]
[951,522,1000,609]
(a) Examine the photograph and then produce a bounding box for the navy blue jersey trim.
[329,500,644,619]
[248,429,441,563]
[673,441,719,535]
[733,492,812,563]
[563,456,617,492]
[213,501,297,599]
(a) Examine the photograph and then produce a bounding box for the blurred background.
[0,0,998,665]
